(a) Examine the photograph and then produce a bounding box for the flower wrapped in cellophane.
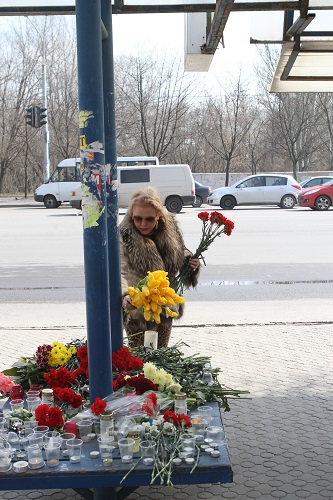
[128,270,185,324]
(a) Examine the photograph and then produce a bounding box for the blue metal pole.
[101,0,124,353]
[76,0,112,402]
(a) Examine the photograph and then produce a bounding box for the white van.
[34,157,81,208]
[34,156,159,209]
[70,164,195,213]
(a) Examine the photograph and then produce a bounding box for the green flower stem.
[120,457,142,484]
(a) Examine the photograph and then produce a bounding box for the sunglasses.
[132,215,156,223]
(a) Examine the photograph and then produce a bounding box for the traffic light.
[26,106,36,127]
[36,107,47,127]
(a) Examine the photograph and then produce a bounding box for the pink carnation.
[0,372,15,396]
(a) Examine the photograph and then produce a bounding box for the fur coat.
[120,211,199,332]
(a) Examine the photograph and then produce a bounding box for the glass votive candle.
[205,426,224,445]
[26,390,40,398]
[97,437,114,459]
[197,406,213,425]
[27,444,44,469]
[45,442,61,467]
[139,440,156,466]
[66,438,83,464]
[77,419,93,442]
[24,420,38,430]
[10,399,24,412]
[118,438,135,464]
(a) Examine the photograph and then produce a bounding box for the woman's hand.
[188,258,200,271]
[122,294,135,310]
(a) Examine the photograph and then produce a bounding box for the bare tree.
[115,53,197,161]
[201,73,255,185]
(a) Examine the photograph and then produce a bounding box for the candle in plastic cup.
[77,419,93,442]
[60,432,75,456]
[28,431,45,450]
[66,438,83,463]
[179,434,196,456]
[27,444,44,469]
[205,426,224,445]
[10,399,24,412]
[33,426,49,434]
[197,406,213,425]
[143,330,158,349]
[45,442,61,467]
[97,437,114,459]
[139,440,156,466]
[118,438,135,464]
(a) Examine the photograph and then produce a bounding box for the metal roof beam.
[1,2,333,16]
[286,13,315,37]
[203,0,235,54]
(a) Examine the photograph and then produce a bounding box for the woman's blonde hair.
[128,187,166,223]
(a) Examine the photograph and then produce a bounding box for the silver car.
[207,174,302,210]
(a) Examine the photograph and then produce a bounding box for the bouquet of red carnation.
[172,211,235,294]
[35,404,64,429]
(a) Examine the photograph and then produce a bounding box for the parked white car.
[207,174,302,209]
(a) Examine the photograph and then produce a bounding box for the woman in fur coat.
[120,187,200,348]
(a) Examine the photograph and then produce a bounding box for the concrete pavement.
[1,299,333,499]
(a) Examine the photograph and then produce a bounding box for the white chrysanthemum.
[143,362,158,380]
[168,383,182,393]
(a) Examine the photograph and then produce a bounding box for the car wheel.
[280,195,296,209]
[165,196,183,213]
[43,195,59,209]
[314,195,331,211]
[193,195,203,208]
[220,196,235,210]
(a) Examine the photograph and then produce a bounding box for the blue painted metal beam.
[76,0,113,403]
[101,0,124,353]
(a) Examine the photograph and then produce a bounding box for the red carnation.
[91,397,107,417]
[44,367,76,388]
[163,410,179,426]
[177,414,192,428]
[198,212,209,222]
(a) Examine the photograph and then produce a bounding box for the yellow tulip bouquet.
[128,270,185,324]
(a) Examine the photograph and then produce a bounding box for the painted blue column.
[101,0,124,353]
[76,0,112,402]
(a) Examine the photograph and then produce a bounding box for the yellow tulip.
[165,307,178,318]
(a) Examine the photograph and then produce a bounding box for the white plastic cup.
[97,437,114,459]
[139,440,156,466]
[197,406,213,425]
[205,426,224,445]
[45,442,61,467]
[66,438,83,464]
[118,438,135,464]
[77,419,93,442]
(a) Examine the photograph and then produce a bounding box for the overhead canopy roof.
[1,1,333,92]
